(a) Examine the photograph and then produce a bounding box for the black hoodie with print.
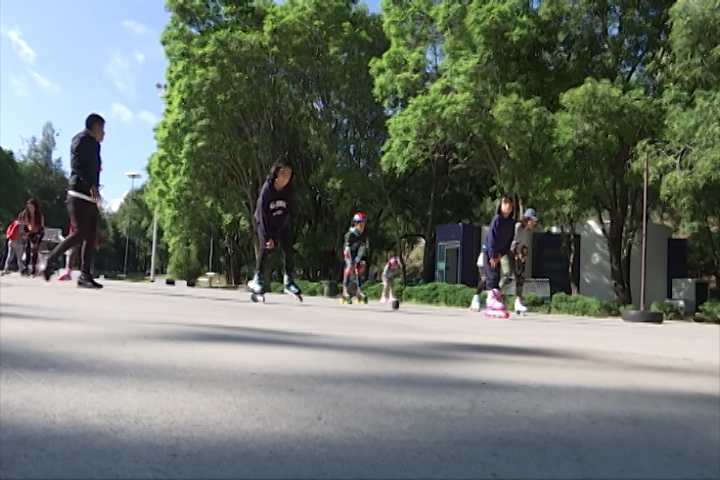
[254,164,295,242]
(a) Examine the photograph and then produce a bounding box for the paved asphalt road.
[1,275,719,479]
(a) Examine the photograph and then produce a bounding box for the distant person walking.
[42,113,105,289]
[18,198,45,276]
[2,219,26,275]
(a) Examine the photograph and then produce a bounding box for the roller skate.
[355,288,368,305]
[340,284,354,305]
[283,274,303,302]
[514,297,528,316]
[482,289,509,319]
[469,294,482,312]
[247,272,265,303]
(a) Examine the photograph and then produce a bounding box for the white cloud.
[111,102,133,123]
[106,52,136,95]
[110,191,129,212]
[0,26,37,63]
[134,52,145,65]
[29,70,61,93]
[8,73,30,97]
[137,110,158,125]
[122,20,151,37]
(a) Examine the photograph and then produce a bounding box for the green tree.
[150,0,388,284]
[652,0,720,284]
[0,148,26,226]
[17,122,69,228]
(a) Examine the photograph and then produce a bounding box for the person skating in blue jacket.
[471,194,516,311]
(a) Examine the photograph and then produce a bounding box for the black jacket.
[68,130,101,196]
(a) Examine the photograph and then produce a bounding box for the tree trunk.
[561,222,579,295]
[379,172,405,284]
[705,219,720,287]
[422,158,440,283]
[607,219,632,306]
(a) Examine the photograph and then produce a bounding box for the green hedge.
[267,280,646,318]
[697,300,720,324]
[651,299,720,324]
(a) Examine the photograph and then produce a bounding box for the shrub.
[264,279,634,318]
[650,301,684,321]
[550,292,624,317]
[696,300,720,324]
[169,243,203,282]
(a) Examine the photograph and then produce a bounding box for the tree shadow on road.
[102,284,470,317]
[141,323,720,378]
[0,363,718,480]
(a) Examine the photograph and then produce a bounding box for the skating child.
[247,157,301,297]
[342,212,368,302]
[380,257,400,303]
[471,194,516,312]
[511,208,539,314]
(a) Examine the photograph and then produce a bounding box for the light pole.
[123,171,142,277]
[621,153,663,324]
[150,83,167,282]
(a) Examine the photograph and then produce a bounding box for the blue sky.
[0,0,381,215]
[0,1,170,212]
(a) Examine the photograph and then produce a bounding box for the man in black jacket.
[42,113,105,288]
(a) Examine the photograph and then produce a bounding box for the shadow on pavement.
[0,368,718,479]
[141,323,720,378]
[103,283,469,317]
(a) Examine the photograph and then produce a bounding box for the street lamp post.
[620,153,663,324]
[149,83,167,282]
[123,172,142,277]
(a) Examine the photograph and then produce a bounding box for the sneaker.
[78,274,103,289]
[248,273,264,294]
[42,267,55,282]
[58,269,73,281]
[515,297,528,313]
[379,297,387,304]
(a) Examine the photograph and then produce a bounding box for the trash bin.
[323,280,339,297]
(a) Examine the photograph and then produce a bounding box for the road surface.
[1,275,719,479]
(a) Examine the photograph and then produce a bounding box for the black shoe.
[42,266,55,281]
[78,275,103,289]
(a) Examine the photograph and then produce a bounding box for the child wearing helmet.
[343,212,368,301]
[248,157,301,296]
[511,208,539,313]
[380,257,400,303]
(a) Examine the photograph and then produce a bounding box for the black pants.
[25,231,44,271]
[47,195,98,275]
[476,267,486,294]
[255,225,294,277]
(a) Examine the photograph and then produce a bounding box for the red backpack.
[5,221,20,241]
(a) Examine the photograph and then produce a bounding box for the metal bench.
[503,277,551,298]
[198,272,218,287]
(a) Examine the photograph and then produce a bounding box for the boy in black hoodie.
[471,194,516,311]
[248,157,301,296]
